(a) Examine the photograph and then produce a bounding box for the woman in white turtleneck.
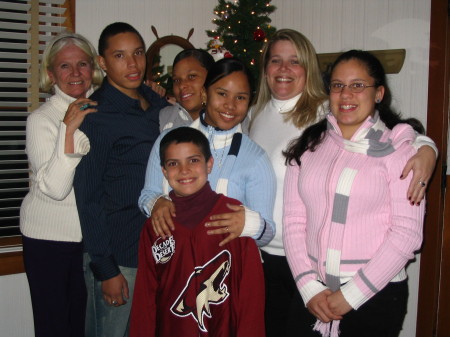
[249,29,437,337]
[20,32,102,337]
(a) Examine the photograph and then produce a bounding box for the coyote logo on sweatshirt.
[170,250,231,332]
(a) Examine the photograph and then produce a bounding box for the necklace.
[209,127,229,169]
[273,100,290,112]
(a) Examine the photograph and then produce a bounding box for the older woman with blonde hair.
[20,31,102,337]
[248,28,437,337]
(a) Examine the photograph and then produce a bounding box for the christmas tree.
[151,54,172,94]
[206,0,276,86]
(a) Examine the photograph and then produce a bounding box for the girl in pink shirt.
[283,50,426,337]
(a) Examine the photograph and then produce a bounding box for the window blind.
[0,0,67,238]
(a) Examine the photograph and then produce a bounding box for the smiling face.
[162,142,213,197]
[265,40,306,100]
[172,57,208,120]
[47,44,93,98]
[330,59,385,139]
[97,32,146,98]
[204,71,250,130]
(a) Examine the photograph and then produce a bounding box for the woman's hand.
[145,80,166,97]
[63,98,97,133]
[63,98,97,153]
[166,95,177,105]
[101,273,129,307]
[151,197,176,238]
[205,204,245,246]
[326,290,352,316]
[401,145,437,205]
[307,289,343,323]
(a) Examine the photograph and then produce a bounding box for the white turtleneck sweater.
[20,85,91,242]
[249,94,323,256]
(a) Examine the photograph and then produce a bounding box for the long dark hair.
[284,49,424,166]
[204,57,254,99]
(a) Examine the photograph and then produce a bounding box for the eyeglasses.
[329,82,376,93]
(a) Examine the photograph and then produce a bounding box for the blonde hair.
[40,31,103,93]
[251,29,327,129]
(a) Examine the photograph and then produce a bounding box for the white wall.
[0,0,430,335]
[76,0,216,55]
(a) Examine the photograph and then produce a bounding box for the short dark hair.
[204,57,254,98]
[172,49,215,71]
[98,22,145,56]
[160,127,212,166]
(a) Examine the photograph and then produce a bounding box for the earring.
[376,99,381,103]
[202,101,206,107]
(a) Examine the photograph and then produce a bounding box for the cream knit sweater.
[20,86,91,242]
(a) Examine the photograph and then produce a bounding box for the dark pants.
[23,235,86,337]
[262,250,302,337]
[287,280,409,337]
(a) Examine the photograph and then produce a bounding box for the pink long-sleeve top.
[283,112,425,310]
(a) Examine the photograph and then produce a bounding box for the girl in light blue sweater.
[139,58,276,247]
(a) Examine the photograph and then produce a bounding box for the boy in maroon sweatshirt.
[130,127,265,337]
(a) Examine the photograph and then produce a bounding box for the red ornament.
[253,28,266,41]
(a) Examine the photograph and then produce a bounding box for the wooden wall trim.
[437,178,450,335]
[0,237,24,276]
[416,0,449,336]
[63,0,76,31]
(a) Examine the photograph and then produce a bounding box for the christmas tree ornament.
[221,10,229,20]
[207,36,233,61]
[253,28,266,41]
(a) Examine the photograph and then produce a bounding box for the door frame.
[416,0,450,336]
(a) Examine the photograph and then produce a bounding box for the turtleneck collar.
[270,93,302,113]
[53,84,95,101]
[169,182,220,229]
[326,110,384,142]
[51,85,95,118]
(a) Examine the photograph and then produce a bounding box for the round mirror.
[159,44,184,77]
[146,27,195,88]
